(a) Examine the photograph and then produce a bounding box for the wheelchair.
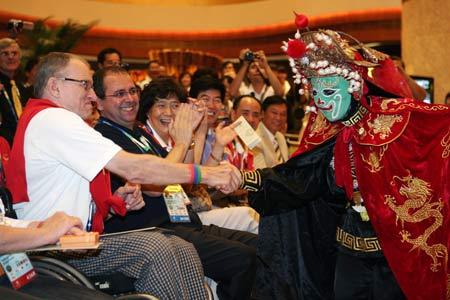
[1,187,213,300]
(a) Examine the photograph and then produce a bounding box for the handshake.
[199,162,243,194]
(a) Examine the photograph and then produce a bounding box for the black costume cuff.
[239,170,262,192]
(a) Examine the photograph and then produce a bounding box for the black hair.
[232,94,261,111]
[93,66,129,100]
[97,48,122,65]
[191,67,219,83]
[261,95,287,112]
[221,61,234,70]
[189,76,225,102]
[137,76,187,123]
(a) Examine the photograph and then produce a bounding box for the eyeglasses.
[57,77,93,91]
[105,87,139,99]
[0,50,19,58]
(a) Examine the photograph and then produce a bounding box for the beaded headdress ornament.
[281,13,413,101]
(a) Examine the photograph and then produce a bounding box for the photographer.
[229,48,283,102]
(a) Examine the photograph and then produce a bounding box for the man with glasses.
[7,52,242,298]
[0,38,30,145]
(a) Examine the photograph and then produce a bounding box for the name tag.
[0,253,36,289]
[163,184,191,223]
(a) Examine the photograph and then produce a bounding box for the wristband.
[193,164,202,185]
[189,164,196,184]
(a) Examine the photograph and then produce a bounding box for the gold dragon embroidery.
[442,129,450,159]
[360,145,388,173]
[367,115,403,140]
[384,172,447,272]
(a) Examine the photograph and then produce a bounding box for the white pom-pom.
[354,73,361,80]
[347,87,353,93]
[342,69,349,76]
[323,60,329,67]
[289,60,296,67]
[295,30,301,39]
[294,78,301,84]
[299,89,305,95]
[281,46,287,52]
[330,66,336,73]
[301,78,308,84]
[300,56,309,66]
[310,62,316,69]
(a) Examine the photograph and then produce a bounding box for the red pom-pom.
[294,12,309,29]
[286,39,306,59]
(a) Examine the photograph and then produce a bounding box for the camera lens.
[244,51,254,62]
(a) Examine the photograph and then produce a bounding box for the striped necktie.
[10,80,22,118]
[273,139,284,164]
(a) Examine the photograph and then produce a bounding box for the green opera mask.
[311,75,352,122]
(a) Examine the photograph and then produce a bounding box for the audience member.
[93,70,258,299]
[229,48,283,102]
[221,61,236,79]
[138,60,161,89]
[97,48,122,69]
[6,52,240,299]
[253,95,289,168]
[275,65,291,98]
[0,38,30,145]
[189,76,237,166]
[178,71,191,93]
[253,96,289,169]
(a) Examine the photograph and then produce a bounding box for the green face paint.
[311,75,352,122]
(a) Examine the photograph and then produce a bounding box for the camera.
[7,19,34,34]
[243,51,258,62]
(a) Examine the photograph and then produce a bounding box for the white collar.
[146,120,172,151]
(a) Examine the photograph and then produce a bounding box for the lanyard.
[98,119,151,153]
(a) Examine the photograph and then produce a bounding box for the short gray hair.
[0,38,19,51]
[33,52,89,98]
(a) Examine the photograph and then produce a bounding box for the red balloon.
[287,39,306,59]
[294,12,309,29]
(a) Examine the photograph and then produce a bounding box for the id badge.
[0,253,36,289]
[163,184,191,223]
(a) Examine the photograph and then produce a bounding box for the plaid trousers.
[51,230,207,300]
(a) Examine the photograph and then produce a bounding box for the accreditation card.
[163,184,191,223]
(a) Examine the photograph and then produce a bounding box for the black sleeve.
[243,139,346,216]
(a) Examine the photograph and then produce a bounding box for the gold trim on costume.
[441,129,450,159]
[384,171,448,272]
[360,145,388,173]
[239,170,262,192]
[336,227,382,252]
